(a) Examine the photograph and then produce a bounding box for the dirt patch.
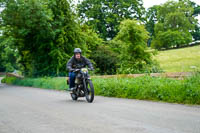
[92,72,194,79]
[5,73,24,79]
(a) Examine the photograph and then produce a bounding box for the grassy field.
[155,45,200,72]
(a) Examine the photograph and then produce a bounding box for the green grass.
[2,77,68,91]
[93,75,200,104]
[155,45,200,72]
[2,74,200,105]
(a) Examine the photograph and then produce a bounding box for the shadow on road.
[59,99,89,104]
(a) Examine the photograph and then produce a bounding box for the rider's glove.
[69,68,75,72]
[89,67,94,71]
[74,69,80,72]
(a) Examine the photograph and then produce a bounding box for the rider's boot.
[68,87,75,91]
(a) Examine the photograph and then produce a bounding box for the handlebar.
[72,69,80,72]
[71,68,94,72]
[88,68,94,71]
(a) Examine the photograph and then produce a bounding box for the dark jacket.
[66,56,93,71]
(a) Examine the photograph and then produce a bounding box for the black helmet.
[74,48,82,54]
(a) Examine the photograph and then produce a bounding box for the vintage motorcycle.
[69,68,94,103]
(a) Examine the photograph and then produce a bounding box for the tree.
[46,0,82,76]
[192,25,200,41]
[0,0,82,76]
[151,30,192,49]
[90,45,119,75]
[0,0,105,76]
[77,0,145,40]
[0,35,19,72]
[190,1,200,40]
[145,5,160,46]
[152,0,196,49]
[114,19,158,74]
[78,24,103,57]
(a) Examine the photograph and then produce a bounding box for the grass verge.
[2,74,200,104]
[1,77,68,91]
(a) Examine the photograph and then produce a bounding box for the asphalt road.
[0,78,200,133]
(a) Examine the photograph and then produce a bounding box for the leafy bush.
[113,19,159,74]
[2,76,68,90]
[91,45,119,75]
[152,30,192,49]
[93,74,200,104]
[1,77,6,83]
[1,76,19,84]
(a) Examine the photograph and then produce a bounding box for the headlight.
[81,68,88,73]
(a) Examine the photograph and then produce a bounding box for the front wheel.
[85,80,94,103]
[70,93,78,101]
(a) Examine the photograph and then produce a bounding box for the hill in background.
[155,45,200,72]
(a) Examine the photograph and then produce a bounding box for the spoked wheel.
[70,93,78,101]
[85,80,94,103]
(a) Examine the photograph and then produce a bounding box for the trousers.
[69,72,76,88]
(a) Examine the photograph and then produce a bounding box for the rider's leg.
[69,72,76,90]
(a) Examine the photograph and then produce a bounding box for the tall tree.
[192,25,200,41]
[0,0,80,76]
[77,0,145,40]
[145,5,160,46]
[113,19,158,74]
[151,0,196,49]
[46,0,81,76]
[0,0,104,76]
[0,35,19,72]
[190,1,200,40]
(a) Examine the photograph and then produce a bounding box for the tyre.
[70,93,78,101]
[85,80,94,103]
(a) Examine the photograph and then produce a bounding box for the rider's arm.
[66,57,74,71]
[84,57,94,70]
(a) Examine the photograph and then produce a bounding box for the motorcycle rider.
[66,48,94,91]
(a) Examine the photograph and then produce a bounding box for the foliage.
[93,74,200,104]
[1,0,64,76]
[190,1,200,40]
[3,73,200,105]
[0,35,19,72]
[90,45,119,75]
[2,76,67,90]
[151,0,196,49]
[1,76,18,84]
[151,30,192,49]
[3,0,199,76]
[79,24,103,57]
[191,24,200,41]
[0,0,103,77]
[77,0,145,40]
[193,3,200,16]
[145,5,160,46]
[113,19,160,74]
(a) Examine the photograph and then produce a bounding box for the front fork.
[83,78,90,95]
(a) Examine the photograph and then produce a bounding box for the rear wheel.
[85,80,94,103]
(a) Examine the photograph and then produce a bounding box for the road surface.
[0,78,200,133]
